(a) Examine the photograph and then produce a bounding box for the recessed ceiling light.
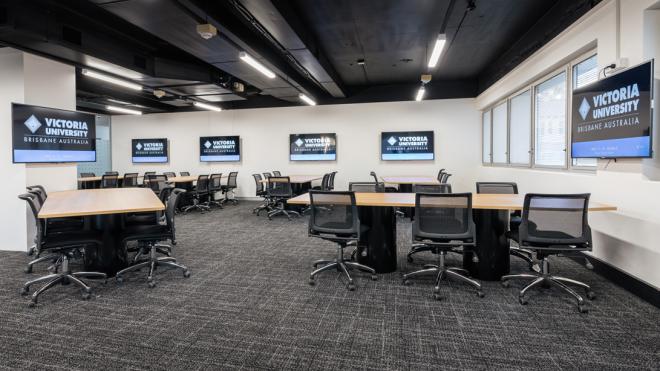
[299,93,316,106]
[427,34,447,68]
[415,86,425,101]
[82,69,142,90]
[193,101,222,112]
[106,105,142,115]
[239,52,276,79]
[356,59,366,65]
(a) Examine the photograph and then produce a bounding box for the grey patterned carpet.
[0,201,658,370]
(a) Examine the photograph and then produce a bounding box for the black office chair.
[80,172,95,177]
[439,173,452,183]
[208,173,224,208]
[349,182,384,192]
[142,172,156,186]
[18,193,107,307]
[501,193,595,313]
[406,184,453,261]
[402,193,484,300]
[252,174,272,215]
[180,171,190,176]
[116,188,190,288]
[164,172,176,180]
[436,169,446,182]
[307,191,377,290]
[105,171,119,176]
[266,176,300,220]
[263,172,272,180]
[100,174,119,188]
[220,171,238,205]
[272,171,282,176]
[476,182,537,272]
[370,171,397,192]
[79,172,96,190]
[327,171,337,191]
[312,173,332,191]
[146,175,168,195]
[183,175,210,213]
[122,173,139,187]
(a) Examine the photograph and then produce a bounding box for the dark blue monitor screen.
[200,136,240,162]
[571,60,654,158]
[132,138,168,163]
[381,131,434,160]
[12,103,96,163]
[290,133,336,161]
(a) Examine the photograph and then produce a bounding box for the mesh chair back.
[196,175,210,193]
[165,189,186,236]
[349,182,383,193]
[253,174,265,193]
[436,169,446,181]
[147,175,168,193]
[123,173,139,187]
[105,171,119,176]
[227,172,238,188]
[319,173,331,191]
[101,175,119,188]
[439,173,452,183]
[272,171,282,176]
[309,191,359,237]
[209,173,223,191]
[413,184,452,193]
[263,172,272,180]
[519,194,592,248]
[19,193,44,246]
[26,185,47,204]
[476,182,518,194]
[164,172,176,180]
[180,171,190,176]
[413,193,475,243]
[80,172,95,177]
[267,176,293,198]
[144,171,156,177]
[369,171,379,183]
[328,172,337,190]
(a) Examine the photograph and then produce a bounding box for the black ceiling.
[0,0,601,114]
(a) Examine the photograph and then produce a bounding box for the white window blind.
[482,110,491,163]
[572,55,599,168]
[535,72,567,167]
[509,90,531,165]
[492,102,508,164]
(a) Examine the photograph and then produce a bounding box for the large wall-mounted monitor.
[290,133,337,161]
[571,60,654,158]
[381,131,434,160]
[132,138,168,163]
[12,103,96,163]
[200,136,240,162]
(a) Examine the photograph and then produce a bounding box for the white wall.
[475,0,660,288]
[111,99,480,197]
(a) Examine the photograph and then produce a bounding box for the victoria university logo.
[24,115,42,134]
[295,138,304,147]
[387,136,397,145]
[578,98,591,121]
[135,142,143,150]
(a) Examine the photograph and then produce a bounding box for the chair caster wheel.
[433,293,441,301]
[28,300,37,308]
[24,266,33,274]
[578,304,588,313]
[84,287,92,294]
[102,279,108,285]
[402,278,411,286]
[347,283,355,291]
[531,264,541,273]
[518,296,528,305]
[20,287,29,296]
[183,270,191,278]
[308,277,315,286]
[116,276,124,283]
[370,275,377,281]
[81,292,92,300]
[148,281,156,288]
[501,280,510,288]
[477,291,484,298]
[586,291,595,300]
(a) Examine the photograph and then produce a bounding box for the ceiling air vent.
[62,26,82,45]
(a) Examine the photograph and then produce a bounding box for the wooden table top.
[78,175,144,182]
[261,175,323,184]
[38,188,164,218]
[381,176,440,185]
[287,192,617,211]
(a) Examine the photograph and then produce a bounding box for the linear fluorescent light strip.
[82,69,142,90]
[299,93,316,106]
[415,86,425,101]
[106,105,142,115]
[239,52,276,79]
[427,34,447,68]
[193,101,222,112]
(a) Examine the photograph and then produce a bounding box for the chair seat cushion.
[121,224,171,242]
[125,213,159,225]
[43,230,102,249]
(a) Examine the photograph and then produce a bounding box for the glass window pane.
[572,55,598,168]
[509,90,531,165]
[535,72,567,167]
[492,102,508,163]
[482,110,491,163]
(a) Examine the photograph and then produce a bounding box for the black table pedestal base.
[84,214,129,277]
[357,206,397,273]
[463,209,510,281]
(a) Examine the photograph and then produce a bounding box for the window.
[534,72,567,167]
[571,55,598,168]
[482,110,491,163]
[492,102,508,164]
[509,90,531,165]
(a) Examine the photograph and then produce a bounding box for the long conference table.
[38,188,164,275]
[288,192,617,280]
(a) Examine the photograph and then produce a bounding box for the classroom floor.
[0,201,658,370]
